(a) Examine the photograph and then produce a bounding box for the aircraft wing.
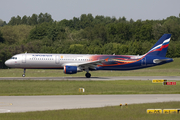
[63,59,106,70]
[78,59,106,69]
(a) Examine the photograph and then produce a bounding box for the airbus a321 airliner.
[5,34,173,78]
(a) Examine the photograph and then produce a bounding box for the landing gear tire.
[22,68,26,77]
[85,73,91,78]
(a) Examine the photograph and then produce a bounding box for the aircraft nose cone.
[5,60,11,67]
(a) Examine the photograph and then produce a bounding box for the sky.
[1,0,180,23]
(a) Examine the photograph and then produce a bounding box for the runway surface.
[0,94,180,113]
[0,76,180,80]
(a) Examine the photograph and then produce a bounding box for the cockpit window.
[11,57,17,59]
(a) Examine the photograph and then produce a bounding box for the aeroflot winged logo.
[5,34,173,78]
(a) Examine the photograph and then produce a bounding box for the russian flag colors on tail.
[146,34,171,57]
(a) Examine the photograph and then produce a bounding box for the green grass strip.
[0,80,179,96]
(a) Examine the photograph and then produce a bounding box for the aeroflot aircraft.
[5,34,173,78]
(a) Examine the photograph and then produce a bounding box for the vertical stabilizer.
[146,34,171,57]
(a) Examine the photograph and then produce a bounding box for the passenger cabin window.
[30,57,53,60]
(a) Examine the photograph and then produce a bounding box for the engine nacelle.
[64,66,82,74]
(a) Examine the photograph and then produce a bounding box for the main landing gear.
[22,68,26,77]
[85,68,91,78]
[85,72,91,78]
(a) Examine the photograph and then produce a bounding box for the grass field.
[0,102,180,120]
[0,58,180,77]
[0,80,179,96]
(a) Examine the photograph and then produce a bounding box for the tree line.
[0,13,180,68]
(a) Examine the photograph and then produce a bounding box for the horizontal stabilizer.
[153,58,173,64]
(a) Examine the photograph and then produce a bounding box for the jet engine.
[63,66,82,74]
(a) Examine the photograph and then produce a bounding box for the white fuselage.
[5,53,97,69]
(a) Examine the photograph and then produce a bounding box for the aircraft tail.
[145,34,171,57]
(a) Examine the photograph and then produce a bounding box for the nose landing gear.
[22,68,26,77]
